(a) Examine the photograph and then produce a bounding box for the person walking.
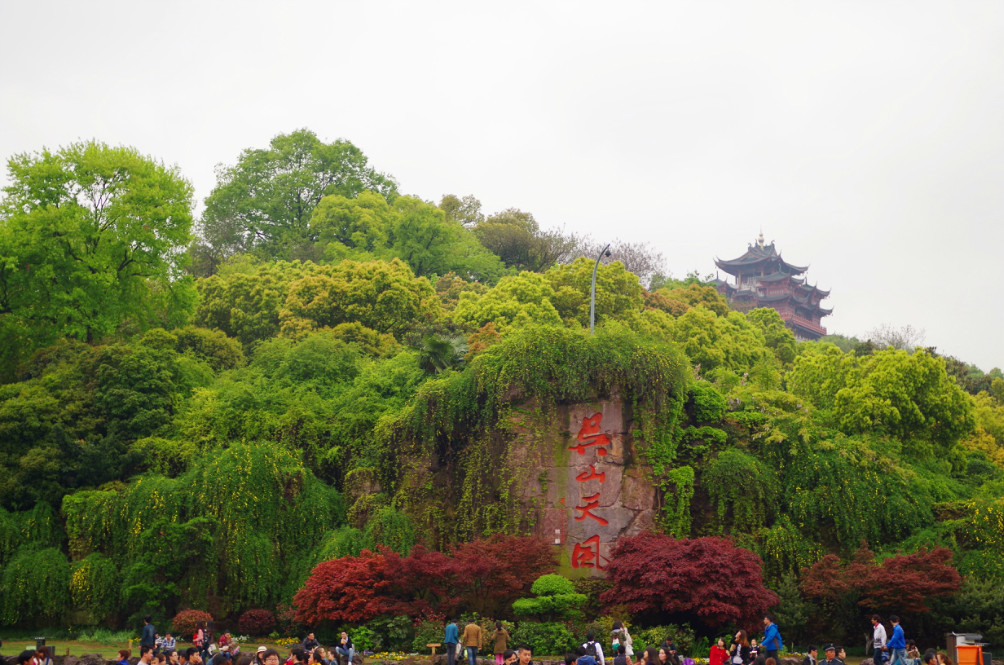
[492,622,511,665]
[142,617,158,653]
[872,616,888,665]
[582,633,605,665]
[761,616,782,662]
[887,616,906,665]
[802,647,817,665]
[462,618,483,665]
[445,619,460,665]
[611,623,633,661]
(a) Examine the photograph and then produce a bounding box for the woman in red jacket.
[710,639,728,665]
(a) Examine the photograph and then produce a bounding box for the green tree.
[387,196,505,282]
[194,260,317,346]
[833,349,974,458]
[439,194,485,228]
[309,190,393,255]
[278,259,441,338]
[786,342,854,410]
[472,208,578,273]
[544,257,644,326]
[453,271,563,333]
[648,282,730,317]
[670,307,772,378]
[745,307,797,365]
[0,546,70,625]
[200,129,397,263]
[0,141,195,371]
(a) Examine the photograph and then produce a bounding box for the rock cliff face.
[509,398,659,577]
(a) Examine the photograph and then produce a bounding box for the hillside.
[1,133,1002,649]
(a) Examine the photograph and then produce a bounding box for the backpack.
[587,642,601,661]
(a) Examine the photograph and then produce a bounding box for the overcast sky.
[3,1,1003,370]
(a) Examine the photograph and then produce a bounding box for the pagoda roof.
[715,237,809,276]
[797,282,831,297]
[757,292,794,303]
[758,271,802,284]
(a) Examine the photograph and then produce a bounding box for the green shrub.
[514,574,586,621]
[412,619,447,653]
[531,574,575,596]
[687,381,727,423]
[634,624,696,654]
[509,621,577,656]
[361,615,413,652]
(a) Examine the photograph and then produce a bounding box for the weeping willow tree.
[61,441,345,619]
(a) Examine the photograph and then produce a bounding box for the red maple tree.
[599,532,778,631]
[802,544,961,613]
[293,536,555,625]
[294,549,405,624]
[451,536,555,617]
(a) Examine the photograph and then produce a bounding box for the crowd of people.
[441,612,971,665]
[81,618,360,665]
[0,611,966,665]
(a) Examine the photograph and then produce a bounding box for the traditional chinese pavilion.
[714,234,832,341]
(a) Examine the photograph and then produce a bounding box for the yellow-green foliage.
[790,346,975,458]
[453,271,563,332]
[704,448,779,532]
[742,516,825,580]
[1,546,70,625]
[62,442,345,613]
[386,323,691,540]
[70,553,120,623]
[279,258,441,338]
[670,307,775,378]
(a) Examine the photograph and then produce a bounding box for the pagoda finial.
[757,229,765,247]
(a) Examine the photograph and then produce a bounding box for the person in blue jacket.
[444,618,460,665]
[887,616,906,665]
[762,615,783,661]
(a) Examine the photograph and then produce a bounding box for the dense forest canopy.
[2,131,1003,649]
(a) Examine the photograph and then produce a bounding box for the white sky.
[2,1,1003,370]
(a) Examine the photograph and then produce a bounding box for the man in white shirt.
[582,633,605,665]
[872,615,888,665]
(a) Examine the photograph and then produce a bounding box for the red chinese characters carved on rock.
[569,413,610,456]
[575,465,606,482]
[571,535,609,570]
[569,412,611,570]
[574,492,609,526]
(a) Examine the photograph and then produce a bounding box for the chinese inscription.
[568,411,611,570]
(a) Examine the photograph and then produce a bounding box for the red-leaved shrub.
[293,535,554,625]
[238,608,276,636]
[172,609,214,640]
[802,544,961,613]
[599,532,778,631]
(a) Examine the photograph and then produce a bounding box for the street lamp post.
[590,243,611,335]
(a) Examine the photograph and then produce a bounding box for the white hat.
[258,648,267,654]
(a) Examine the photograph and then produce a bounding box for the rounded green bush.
[530,573,575,597]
